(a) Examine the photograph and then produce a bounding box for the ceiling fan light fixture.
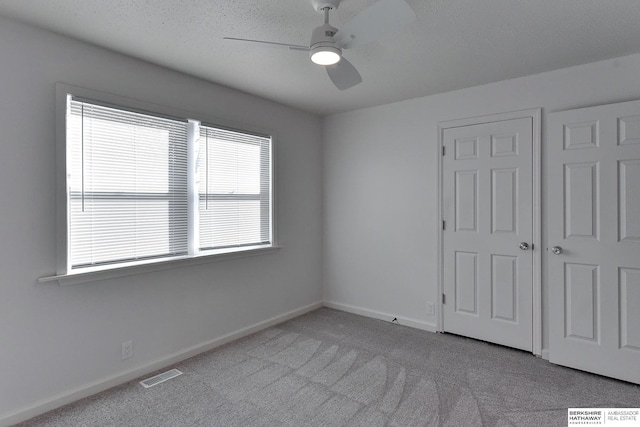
[310,45,341,65]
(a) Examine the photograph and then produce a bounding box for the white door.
[442,117,533,351]
[548,100,640,384]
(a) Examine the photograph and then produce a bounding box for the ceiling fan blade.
[326,57,363,90]
[334,0,416,49]
[223,37,309,51]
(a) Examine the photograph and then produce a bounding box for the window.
[67,99,190,268]
[57,86,273,277]
[198,126,272,251]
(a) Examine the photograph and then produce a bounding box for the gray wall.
[323,52,640,345]
[0,17,323,420]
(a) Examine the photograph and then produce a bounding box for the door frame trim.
[436,108,542,356]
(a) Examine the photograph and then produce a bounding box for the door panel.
[619,268,640,350]
[564,262,599,342]
[491,254,517,322]
[455,171,478,232]
[454,251,478,314]
[492,169,517,234]
[548,99,640,384]
[443,118,533,351]
[564,162,599,239]
[620,160,640,240]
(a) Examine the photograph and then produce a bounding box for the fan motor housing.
[311,0,341,12]
[310,23,339,47]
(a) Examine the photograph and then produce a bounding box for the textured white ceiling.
[1,0,639,115]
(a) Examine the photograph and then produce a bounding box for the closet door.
[442,117,533,351]
[548,99,640,384]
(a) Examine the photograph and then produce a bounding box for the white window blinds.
[63,91,274,275]
[67,98,189,269]
[198,126,272,250]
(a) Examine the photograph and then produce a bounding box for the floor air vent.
[140,369,183,388]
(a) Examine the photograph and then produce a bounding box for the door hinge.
[442,294,446,304]
[442,146,445,156]
[442,220,446,230]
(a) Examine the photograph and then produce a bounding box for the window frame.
[197,123,273,252]
[66,97,191,268]
[45,83,278,286]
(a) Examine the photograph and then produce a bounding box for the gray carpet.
[16,308,640,426]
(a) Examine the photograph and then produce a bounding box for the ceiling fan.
[224,0,416,90]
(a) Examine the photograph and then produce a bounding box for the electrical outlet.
[425,302,435,315]
[121,340,134,360]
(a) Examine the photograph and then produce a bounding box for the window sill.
[39,245,281,286]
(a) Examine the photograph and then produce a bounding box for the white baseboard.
[323,301,437,333]
[0,301,323,427]
[541,349,550,360]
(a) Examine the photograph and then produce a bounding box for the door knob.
[519,242,530,250]
[551,246,563,255]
